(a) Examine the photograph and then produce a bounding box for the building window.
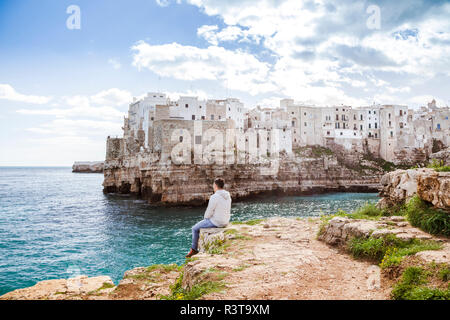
[199,105,202,109]
[390,131,393,137]
[185,104,189,108]
[369,111,371,114]
[336,115,339,121]
[375,123,378,129]
[211,115,214,120]
[389,121,391,127]
[218,116,221,120]
[374,111,376,114]
[192,115,195,120]
[375,133,378,138]
[151,117,154,121]
[437,124,441,130]
[304,112,306,116]
[201,116,205,120]
[369,123,371,129]
[327,131,330,135]
[340,132,343,136]
[399,122,403,129]
[360,115,363,121]
[292,121,295,127]
[179,136,183,142]
[389,113,391,119]
[195,136,202,144]
[304,122,307,127]
[360,125,363,130]
[400,110,403,116]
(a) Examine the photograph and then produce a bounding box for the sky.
[0,0,449,166]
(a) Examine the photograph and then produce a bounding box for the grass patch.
[232,264,250,272]
[439,267,450,282]
[363,153,409,172]
[293,146,334,158]
[160,271,225,300]
[405,196,450,237]
[203,238,230,255]
[427,159,450,172]
[98,282,115,290]
[231,219,263,226]
[380,241,442,269]
[391,266,450,300]
[348,234,442,267]
[146,263,181,273]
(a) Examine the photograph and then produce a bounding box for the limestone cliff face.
[72,161,104,173]
[103,151,383,205]
[378,168,450,211]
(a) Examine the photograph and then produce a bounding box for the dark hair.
[214,178,225,189]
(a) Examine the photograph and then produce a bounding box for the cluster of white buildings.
[121,92,449,164]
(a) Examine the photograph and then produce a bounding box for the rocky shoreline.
[2,215,448,300]
[2,167,448,300]
[103,148,388,206]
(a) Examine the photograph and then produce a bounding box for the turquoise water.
[0,167,379,295]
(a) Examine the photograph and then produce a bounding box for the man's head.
[213,178,225,192]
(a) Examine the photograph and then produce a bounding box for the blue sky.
[1,0,450,165]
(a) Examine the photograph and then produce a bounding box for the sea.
[0,167,379,295]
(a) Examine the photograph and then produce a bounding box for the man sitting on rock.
[186,178,232,258]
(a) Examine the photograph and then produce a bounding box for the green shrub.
[349,234,441,266]
[392,267,450,300]
[353,203,383,217]
[406,196,450,236]
[427,159,450,172]
[160,271,225,300]
[439,267,450,282]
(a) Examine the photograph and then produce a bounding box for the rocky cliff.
[3,216,448,300]
[378,168,450,211]
[103,148,386,205]
[72,161,104,173]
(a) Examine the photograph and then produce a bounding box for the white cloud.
[132,41,276,95]
[17,88,131,120]
[90,88,132,106]
[0,84,52,104]
[197,24,259,45]
[183,0,450,105]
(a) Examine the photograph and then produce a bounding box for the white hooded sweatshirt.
[204,189,232,227]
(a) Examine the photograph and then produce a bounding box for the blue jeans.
[191,218,217,251]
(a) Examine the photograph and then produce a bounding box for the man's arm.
[204,195,218,219]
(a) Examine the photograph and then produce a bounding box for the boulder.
[378,168,450,211]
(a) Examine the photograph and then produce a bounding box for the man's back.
[204,189,232,227]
